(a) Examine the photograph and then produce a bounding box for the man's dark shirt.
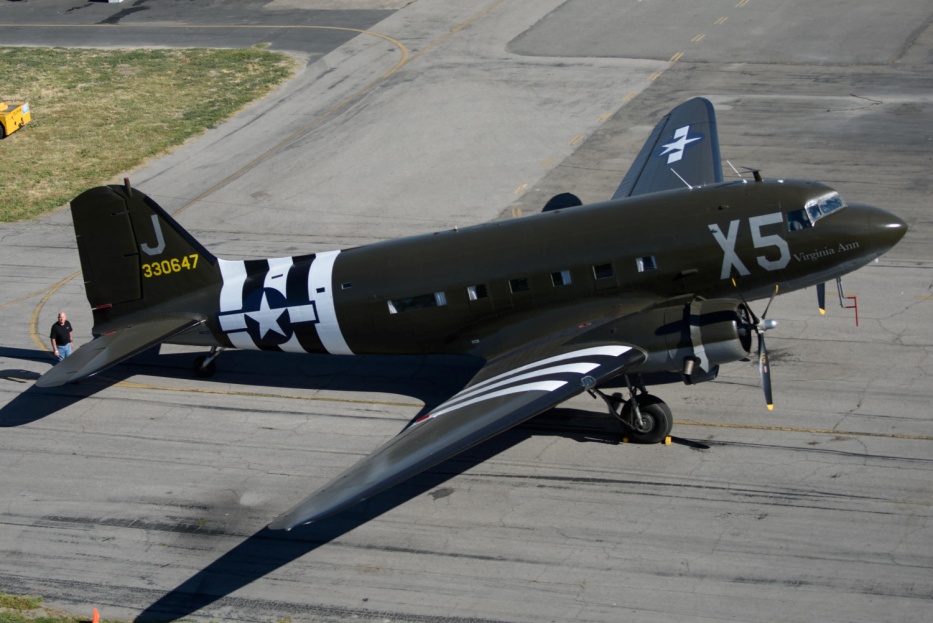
[50,321,73,346]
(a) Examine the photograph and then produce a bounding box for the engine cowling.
[602,298,753,384]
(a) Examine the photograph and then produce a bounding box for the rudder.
[71,183,220,328]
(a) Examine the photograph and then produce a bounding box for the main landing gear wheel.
[589,376,673,445]
[621,395,673,444]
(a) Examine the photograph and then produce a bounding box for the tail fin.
[71,183,220,329]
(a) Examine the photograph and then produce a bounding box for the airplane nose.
[848,203,908,255]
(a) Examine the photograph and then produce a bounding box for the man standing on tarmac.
[50,311,75,362]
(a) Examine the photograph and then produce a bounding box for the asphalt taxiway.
[1,1,931,622]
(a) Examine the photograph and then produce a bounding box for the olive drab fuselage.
[171,178,903,371]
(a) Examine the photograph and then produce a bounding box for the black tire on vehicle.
[622,395,673,444]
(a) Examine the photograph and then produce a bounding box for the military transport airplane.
[36,98,907,530]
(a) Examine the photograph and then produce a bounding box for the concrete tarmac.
[1,1,931,622]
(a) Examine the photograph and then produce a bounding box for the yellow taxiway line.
[677,419,933,442]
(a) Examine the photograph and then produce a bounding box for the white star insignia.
[245,292,287,339]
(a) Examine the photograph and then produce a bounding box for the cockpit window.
[787,192,847,231]
[815,192,846,215]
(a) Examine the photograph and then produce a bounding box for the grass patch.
[1,593,124,623]
[0,594,43,611]
[0,46,296,222]
[0,592,69,623]
[0,591,292,623]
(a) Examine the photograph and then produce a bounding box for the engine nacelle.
[596,299,753,384]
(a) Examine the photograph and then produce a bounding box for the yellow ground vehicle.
[0,101,31,138]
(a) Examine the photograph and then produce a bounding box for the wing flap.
[612,97,722,199]
[36,316,204,388]
[269,343,646,530]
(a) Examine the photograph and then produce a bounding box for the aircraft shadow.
[0,345,55,365]
[122,348,481,416]
[0,371,134,427]
[135,419,621,623]
[5,347,653,621]
[0,347,481,427]
[1,341,685,429]
[0,346,95,427]
[0,345,167,427]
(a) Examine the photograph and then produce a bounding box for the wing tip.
[35,369,78,388]
[269,513,300,532]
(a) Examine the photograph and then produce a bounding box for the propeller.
[733,280,779,411]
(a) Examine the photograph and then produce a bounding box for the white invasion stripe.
[219,313,246,332]
[228,330,257,350]
[469,345,632,394]
[309,250,353,355]
[426,380,566,421]
[279,333,305,354]
[265,256,293,297]
[218,259,256,350]
[218,259,247,312]
[447,362,599,408]
[288,303,317,323]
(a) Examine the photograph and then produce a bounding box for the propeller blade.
[817,282,826,315]
[760,284,779,320]
[731,277,760,324]
[758,334,774,411]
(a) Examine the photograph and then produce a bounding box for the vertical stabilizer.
[70,185,220,328]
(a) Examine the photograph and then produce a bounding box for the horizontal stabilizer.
[36,316,204,388]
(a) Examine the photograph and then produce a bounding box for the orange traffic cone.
[92,608,100,623]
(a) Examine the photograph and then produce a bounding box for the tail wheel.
[622,395,672,444]
[193,355,216,378]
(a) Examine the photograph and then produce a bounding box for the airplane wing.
[612,97,723,200]
[36,316,204,388]
[269,341,646,530]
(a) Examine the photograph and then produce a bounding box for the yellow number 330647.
[142,254,199,278]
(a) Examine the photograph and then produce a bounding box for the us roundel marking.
[216,253,353,355]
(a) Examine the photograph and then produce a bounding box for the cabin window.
[341,282,353,289]
[636,256,657,272]
[388,291,447,314]
[592,263,615,280]
[551,270,572,286]
[467,284,488,300]
[509,277,530,293]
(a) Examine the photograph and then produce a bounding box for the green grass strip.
[0,46,295,222]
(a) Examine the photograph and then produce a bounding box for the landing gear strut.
[588,375,673,444]
[193,346,224,378]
